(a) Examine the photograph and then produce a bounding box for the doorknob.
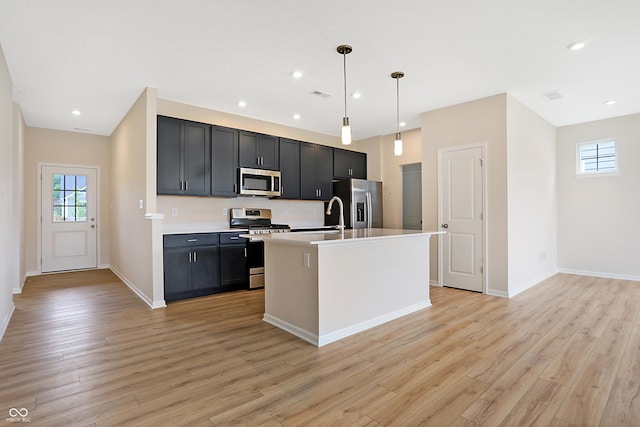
[441,224,449,228]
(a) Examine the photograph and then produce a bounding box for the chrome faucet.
[326,196,345,233]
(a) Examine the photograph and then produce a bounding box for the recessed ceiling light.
[567,40,586,51]
[292,71,303,79]
[604,100,617,106]
[293,114,301,120]
[237,101,247,108]
[399,122,406,127]
[72,109,81,116]
[352,92,362,99]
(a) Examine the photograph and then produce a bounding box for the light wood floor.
[1,270,639,426]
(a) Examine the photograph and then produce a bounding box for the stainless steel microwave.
[238,167,281,197]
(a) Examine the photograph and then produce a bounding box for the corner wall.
[506,96,558,296]
[0,42,20,340]
[557,113,640,280]
[421,94,508,292]
[110,88,162,307]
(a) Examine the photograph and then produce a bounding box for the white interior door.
[41,165,97,273]
[440,147,484,292]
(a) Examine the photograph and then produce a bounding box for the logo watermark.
[6,408,31,423]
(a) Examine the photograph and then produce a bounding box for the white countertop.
[163,222,246,234]
[262,228,444,246]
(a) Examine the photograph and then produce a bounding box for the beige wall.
[557,113,640,279]
[506,96,558,295]
[422,94,508,292]
[0,42,18,339]
[23,127,111,274]
[110,88,161,306]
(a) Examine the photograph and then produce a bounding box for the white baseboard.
[264,300,432,347]
[430,280,441,287]
[25,270,39,277]
[486,289,509,298]
[0,303,15,342]
[12,287,22,294]
[507,269,560,298]
[557,268,640,282]
[109,267,166,309]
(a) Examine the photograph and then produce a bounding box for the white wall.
[557,113,640,280]
[0,42,21,340]
[23,127,111,274]
[506,96,558,296]
[13,103,25,292]
[422,94,508,292]
[110,88,162,307]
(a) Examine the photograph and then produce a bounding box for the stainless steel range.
[230,208,290,289]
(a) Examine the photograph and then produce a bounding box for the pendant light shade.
[338,45,353,145]
[391,71,404,156]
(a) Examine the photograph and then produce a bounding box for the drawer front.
[219,232,246,245]
[164,233,219,248]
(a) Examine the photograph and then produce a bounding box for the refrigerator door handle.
[366,191,372,229]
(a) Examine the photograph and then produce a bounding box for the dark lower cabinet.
[164,232,247,302]
[219,232,247,287]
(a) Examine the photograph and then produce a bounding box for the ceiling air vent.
[311,90,331,99]
[542,90,564,101]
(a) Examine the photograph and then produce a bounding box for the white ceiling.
[1,0,639,139]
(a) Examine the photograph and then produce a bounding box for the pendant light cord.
[343,52,348,118]
[396,76,400,134]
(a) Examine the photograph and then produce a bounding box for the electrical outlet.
[284,208,289,216]
[303,253,310,267]
[539,250,547,262]
[139,199,144,210]
[223,208,228,216]
[171,208,178,217]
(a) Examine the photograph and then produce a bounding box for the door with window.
[439,146,484,292]
[41,166,98,272]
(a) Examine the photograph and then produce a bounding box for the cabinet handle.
[185,180,189,191]
[187,239,198,242]
[244,248,247,257]
[189,252,192,263]
[229,237,239,240]
[193,251,197,262]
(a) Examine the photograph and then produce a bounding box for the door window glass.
[52,174,88,222]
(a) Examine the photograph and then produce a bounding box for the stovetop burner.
[230,208,291,234]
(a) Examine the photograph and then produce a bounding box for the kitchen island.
[262,229,443,346]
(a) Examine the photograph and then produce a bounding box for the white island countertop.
[261,228,443,246]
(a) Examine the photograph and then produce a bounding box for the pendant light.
[337,45,353,145]
[391,71,404,156]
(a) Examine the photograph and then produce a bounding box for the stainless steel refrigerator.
[325,179,383,229]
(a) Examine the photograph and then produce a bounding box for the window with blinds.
[577,140,617,175]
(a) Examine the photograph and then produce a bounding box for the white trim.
[558,268,640,282]
[145,213,165,220]
[37,162,101,275]
[25,270,39,277]
[109,267,167,309]
[507,269,559,298]
[263,314,319,346]
[12,287,22,294]
[486,289,509,298]
[0,303,15,342]
[264,300,431,347]
[430,280,441,286]
[437,142,487,294]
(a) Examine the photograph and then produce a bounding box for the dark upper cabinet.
[157,116,211,196]
[333,148,367,179]
[300,142,333,200]
[211,126,239,197]
[239,131,279,170]
[279,138,301,199]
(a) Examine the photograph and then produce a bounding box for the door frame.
[437,143,487,293]
[37,162,101,274]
